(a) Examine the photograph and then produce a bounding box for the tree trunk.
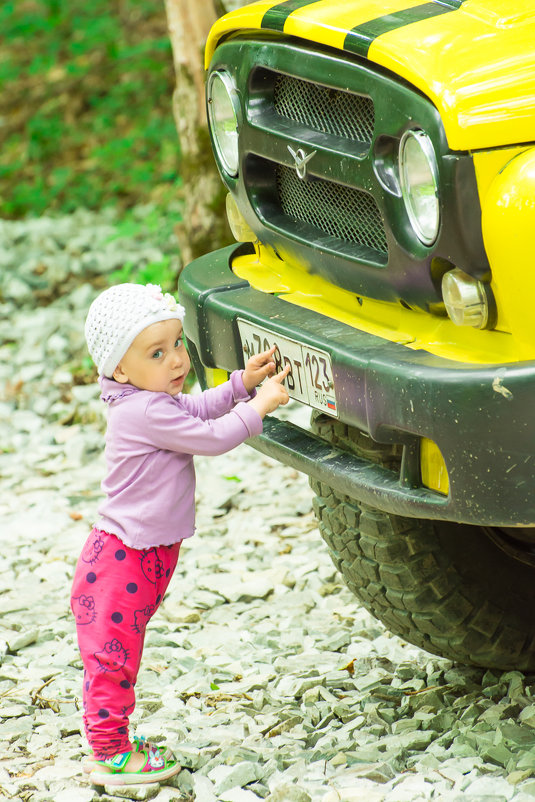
[164,0,233,267]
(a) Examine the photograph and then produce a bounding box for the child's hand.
[242,345,279,393]
[248,365,291,418]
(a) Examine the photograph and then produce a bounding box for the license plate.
[237,319,338,416]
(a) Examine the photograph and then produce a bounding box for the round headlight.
[207,71,240,177]
[399,130,440,245]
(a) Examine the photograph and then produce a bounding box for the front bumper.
[180,244,535,526]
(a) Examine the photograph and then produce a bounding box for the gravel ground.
[2,210,535,802]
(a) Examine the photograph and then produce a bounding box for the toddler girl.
[71,282,289,786]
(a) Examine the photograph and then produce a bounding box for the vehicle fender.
[481,147,535,357]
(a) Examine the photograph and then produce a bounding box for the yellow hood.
[206,0,535,151]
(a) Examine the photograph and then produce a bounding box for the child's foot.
[82,735,174,774]
[90,743,181,786]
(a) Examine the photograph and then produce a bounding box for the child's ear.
[113,364,129,384]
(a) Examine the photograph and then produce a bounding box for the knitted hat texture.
[85,283,186,377]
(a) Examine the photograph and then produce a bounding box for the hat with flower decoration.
[85,283,186,377]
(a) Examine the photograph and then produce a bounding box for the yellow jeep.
[179,0,535,669]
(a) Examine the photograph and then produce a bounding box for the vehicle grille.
[276,165,388,256]
[215,38,481,298]
[273,74,375,144]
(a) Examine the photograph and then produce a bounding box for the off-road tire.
[310,413,535,670]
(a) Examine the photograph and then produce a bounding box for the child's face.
[113,319,190,395]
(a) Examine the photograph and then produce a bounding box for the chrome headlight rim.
[399,129,440,246]
[207,70,240,177]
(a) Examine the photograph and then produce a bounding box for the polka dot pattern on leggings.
[126,582,138,594]
[111,612,123,623]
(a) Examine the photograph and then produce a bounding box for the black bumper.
[179,244,535,526]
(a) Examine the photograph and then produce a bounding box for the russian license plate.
[237,319,338,416]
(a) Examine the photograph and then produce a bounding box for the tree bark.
[164,0,232,267]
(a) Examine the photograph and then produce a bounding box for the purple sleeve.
[142,393,263,456]
[179,371,254,421]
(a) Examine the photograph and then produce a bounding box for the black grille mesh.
[273,74,375,143]
[276,165,388,256]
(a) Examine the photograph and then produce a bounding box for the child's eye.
[175,338,183,348]
[152,349,163,359]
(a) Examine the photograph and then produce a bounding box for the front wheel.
[310,414,535,670]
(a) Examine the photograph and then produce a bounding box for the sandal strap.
[96,746,170,774]
[85,736,174,773]
[96,751,131,771]
[90,747,180,786]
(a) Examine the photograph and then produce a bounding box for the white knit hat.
[85,283,186,377]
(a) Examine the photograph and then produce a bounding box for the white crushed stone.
[1,209,535,801]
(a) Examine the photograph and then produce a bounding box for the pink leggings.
[71,528,180,758]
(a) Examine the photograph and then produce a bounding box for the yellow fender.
[481,148,535,359]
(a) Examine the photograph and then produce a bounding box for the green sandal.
[90,742,181,786]
[82,735,174,774]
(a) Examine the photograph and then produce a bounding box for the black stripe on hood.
[345,1,465,58]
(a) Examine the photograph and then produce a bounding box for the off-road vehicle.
[178,0,535,669]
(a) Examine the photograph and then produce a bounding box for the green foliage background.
[0,0,180,220]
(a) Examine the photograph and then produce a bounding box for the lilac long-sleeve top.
[95,372,262,549]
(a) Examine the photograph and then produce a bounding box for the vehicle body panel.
[206,0,535,150]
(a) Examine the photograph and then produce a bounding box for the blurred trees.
[1,0,254,263]
[0,0,180,218]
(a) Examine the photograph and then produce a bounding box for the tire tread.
[309,412,535,669]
